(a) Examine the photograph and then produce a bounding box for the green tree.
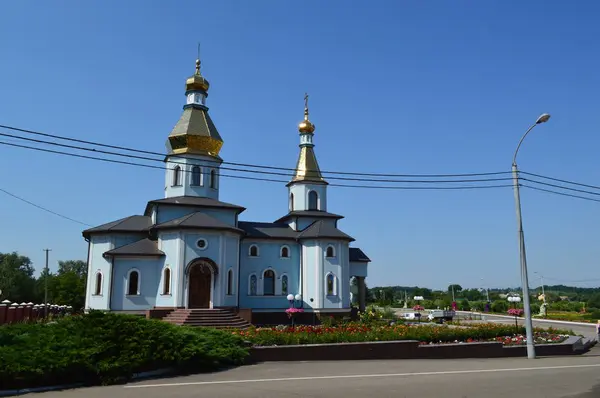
[51,260,88,311]
[587,293,600,310]
[0,252,36,302]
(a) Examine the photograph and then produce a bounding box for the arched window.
[191,166,201,186]
[281,275,289,295]
[249,274,257,295]
[326,245,335,258]
[172,166,181,186]
[127,270,140,296]
[263,270,275,296]
[326,274,335,296]
[227,269,233,295]
[280,246,290,258]
[94,272,102,295]
[162,268,171,295]
[308,191,318,210]
[210,169,217,189]
[249,245,259,257]
[289,193,294,211]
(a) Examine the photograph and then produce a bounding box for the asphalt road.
[24,355,600,398]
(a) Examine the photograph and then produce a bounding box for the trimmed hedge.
[0,311,248,390]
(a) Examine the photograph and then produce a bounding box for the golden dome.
[298,93,315,134]
[185,59,210,93]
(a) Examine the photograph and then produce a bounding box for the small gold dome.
[185,59,210,93]
[298,117,315,134]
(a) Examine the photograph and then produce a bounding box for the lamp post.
[534,271,546,304]
[512,113,551,359]
[508,295,522,334]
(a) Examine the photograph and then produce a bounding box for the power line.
[0,131,515,184]
[0,140,514,191]
[0,123,511,178]
[520,178,600,197]
[0,187,92,226]
[520,184,600,203]
[521,171,600,191]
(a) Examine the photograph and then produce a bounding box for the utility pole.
[43,249,51,317]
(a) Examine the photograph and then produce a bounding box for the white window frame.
[261,268,277,296]
[326,244,336,258]
[93,270,103,296]
[191,166,202,186]
[172,166,182,186]
[196,238,209,251]
[248,244,260,257]
[162,266,171,296]
[248,273,258,296]
[281,273,289,296]
[126,268,141,296]
[280,245,291,259]
[325,272,337,296]
[308,190,319,210]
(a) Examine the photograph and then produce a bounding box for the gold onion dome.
[298,106,315,134]
[186,59,210,93]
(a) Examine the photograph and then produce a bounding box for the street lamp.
[534,271,546,304]
[507,295,522,334]
[512,112,551,359]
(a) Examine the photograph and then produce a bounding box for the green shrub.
[0,311,248,390]
[491,300,508,313]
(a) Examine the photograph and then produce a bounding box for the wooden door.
[188,263,212,308]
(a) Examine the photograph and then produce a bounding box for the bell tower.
[164,58,224,199]
[287,94,328,212]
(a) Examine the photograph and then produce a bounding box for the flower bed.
[233,322,574,347]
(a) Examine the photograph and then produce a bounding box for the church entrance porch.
[186,259,217,309]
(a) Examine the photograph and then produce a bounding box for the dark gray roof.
[152,212,244,233]
[297,220,355,242]
[83,215,151,239]
[274,210,344,223]
[349,247,371,262]
[103,239,165,257]
[238,221,298,240]
[145,196,246,216]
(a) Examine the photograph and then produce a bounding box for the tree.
[447,284,463,294]
[51,260,88,311]
[0,252,36,302]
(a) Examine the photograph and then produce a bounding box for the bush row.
[0,311,248,390]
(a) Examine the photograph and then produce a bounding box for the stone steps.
[163,308,251,329]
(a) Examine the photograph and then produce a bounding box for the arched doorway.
[187,259,217,308]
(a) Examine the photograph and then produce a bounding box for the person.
[597,320,600,341]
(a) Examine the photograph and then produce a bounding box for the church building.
[82,58,370,324]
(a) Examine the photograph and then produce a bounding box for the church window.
[191,166,201,186]
[127,270,140,296]
[94,272,102,295]
[263,270,275,296]
[280,246,290,258]
[308,191,318,210]
[289,193,294,211]
[326,245,335,258]
[281,275,288,295]
[162,268,171,295]
[210,169,217,189]
[172,166,182,186]
[326,273,335,296]
[197,238,208,250]
[249,244,259,257]
[227,269,233,295]
[249,274,257,295]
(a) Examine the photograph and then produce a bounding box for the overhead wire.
[0,140,515,190]
[0,123,512,178]
[520,184,600,203]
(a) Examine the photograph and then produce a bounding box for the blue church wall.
[322,241,350,309]
[301,241,319,310]
[349,261,368,278]
[222,235,240,308]
[155,205,237,226]
[110,258,162,311]
[86,235,112,310]
[239,240,299,309]
[164,157,221,200]
[289,183,328,212]
[157,232,179,307]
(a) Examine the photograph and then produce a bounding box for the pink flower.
[285,308,305,315]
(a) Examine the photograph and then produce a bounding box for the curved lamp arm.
[512,113,551,166]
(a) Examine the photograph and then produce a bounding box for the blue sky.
[1,1,599,290]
